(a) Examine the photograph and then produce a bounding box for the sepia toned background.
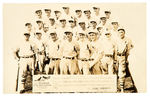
[3,3,146,93]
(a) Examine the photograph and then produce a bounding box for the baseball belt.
[63,56,75,60]
[50,58,61,61]
[105,54,113,57]
[79,58,94,61]
[20,55,34,58]
[117,53,126,56]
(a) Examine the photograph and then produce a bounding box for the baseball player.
[92,7,101,17]
[83,10,92,28]
[74,9,82,24]
[24,23,35,41]
[100,31,117,75]
[33,31,45,74]
[44,9,51,18]
[97,16,111,38]
[35,20,44,31]
[56,18,67,40]
[92,7,101,25]
[59,29,79,75]
[110,20,120,42]
[35,9,43,20]
[62,7,73,20]
[54,10,61,20]
[14,33,35,93]
[43,23,49,33]
[77,29,91,75]
[25,23,32,32]
[42,23,50,41]
[49,16,56,29]
[78,20,87,31]
[104,10,112,24]
[68,18,78,40]
[45,29,61,75]
[116,27,133,92]
[43,9,51,24]
[77,20,88,40]
[89,19,97,30]
[88,28,104,75]
[96,26,104,39]
[98,16,107,28]
[54,10,62,26]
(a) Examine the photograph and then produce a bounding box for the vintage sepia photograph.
[3,3,146,94]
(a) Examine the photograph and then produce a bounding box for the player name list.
[33,75,117,93]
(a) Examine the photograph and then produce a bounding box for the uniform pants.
[101,56,114,75]
[37,54,45,72]
[18,58,34,92]
[60,58,78,75]
[117,56,126,87]
[78,60,90,75]
[45,59,60,75]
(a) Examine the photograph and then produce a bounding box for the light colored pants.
[18,58,34,92]
[60,58,78,75]
[78,60,90,75]
[36,54,45,72]
[101,56,114,75]
[117,56,126,85]
[45,59,60,75]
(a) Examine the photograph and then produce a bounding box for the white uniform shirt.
[90,39,103,59]
[110,29,119,43]
[42,31,50,42]
[116,37,133,54]
[101,38,116,55]
[45,39,61,58]
[18,41,34,56]
[33,38,45,52]
[70,27,78,40]
[56,27,67,40]
[60,40,79,57]
[78,39,91,59]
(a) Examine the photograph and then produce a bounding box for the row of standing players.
[14,7,133,93]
